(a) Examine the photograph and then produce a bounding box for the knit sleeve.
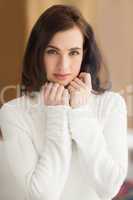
[0,103,72,200]
[68,92,128,200]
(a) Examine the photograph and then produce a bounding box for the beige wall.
[0,0,132,127]
[96,0,133,128]
[0,0,26,103]
[25,0,97,36]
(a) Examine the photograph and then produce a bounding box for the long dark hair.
[20,4,111,97]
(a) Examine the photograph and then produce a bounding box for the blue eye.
[69,51,80,56]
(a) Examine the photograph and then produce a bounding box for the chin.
[47,76,74,87]
[51,78,71,84]
[57,80,70,87]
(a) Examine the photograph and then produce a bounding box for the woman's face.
[43,26,84,87]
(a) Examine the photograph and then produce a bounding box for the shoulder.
[92,90,127,119]
[0,89,47,128]
[1,95,28,117]
[0,95,35,127]
[0,92,42,113]
[96,90,126,106]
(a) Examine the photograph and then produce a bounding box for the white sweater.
[0,87,128,200]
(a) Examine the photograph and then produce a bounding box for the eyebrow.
[46,45,82,51]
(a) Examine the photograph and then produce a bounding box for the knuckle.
[54,83,59,87]
[47,82,52,88]
[60,85,64,89]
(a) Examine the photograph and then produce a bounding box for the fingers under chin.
[67,86,75,92]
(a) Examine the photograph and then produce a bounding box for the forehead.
[48,26,84,50]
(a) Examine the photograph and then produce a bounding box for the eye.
[45,49,58,55]
[69,51,80,56]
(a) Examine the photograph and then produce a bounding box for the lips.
[54,73,70,76]
[54,73,70,80]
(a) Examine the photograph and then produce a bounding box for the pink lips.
[54,74,70,80]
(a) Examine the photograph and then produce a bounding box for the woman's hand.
[43,82,70,106]
[67,72,92,108]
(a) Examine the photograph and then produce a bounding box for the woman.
[0,4,128,200]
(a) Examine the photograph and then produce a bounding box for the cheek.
[44,56,56,66]
[72,66,80,76]
[44,56,57,73]
[72,57,82,73]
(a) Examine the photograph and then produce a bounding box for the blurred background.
[0,0,133,199]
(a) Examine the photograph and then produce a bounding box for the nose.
[57,54,70,72]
